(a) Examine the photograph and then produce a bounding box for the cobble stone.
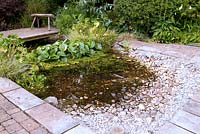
[16,129,29,134]
[0,125,5,131]
[0,100,16,111]
[20,118,40,131]
[0,108,6,114]
[1,119,16,127]
[5,122,23,133]
[0,130,9,134]
[11,111,29,122]
[0,113,11,123]
[30,127,49,134]
[0,94,5,101]
[7,107,20,114]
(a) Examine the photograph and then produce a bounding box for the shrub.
[20,0,55,27]
[0,0,24,21]
[114,0,200,44]
[56,3,83,34]
[56,0,113,34]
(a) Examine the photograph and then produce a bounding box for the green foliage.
[56,0,113,34]
[0,34,47,95]
[0,34,29,79]
[15,71,47,95]
[32,39,103,62]
[20,0,56,27]
[56,3,83,34]
[68,18,117,50]
[152,21,181,43]
[114,0,200,44]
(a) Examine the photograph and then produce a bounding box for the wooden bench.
[31,14,54,31]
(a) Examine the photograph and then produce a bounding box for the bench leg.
[37,17,40,28]
[48,17,51,31]
[31,17,37,29]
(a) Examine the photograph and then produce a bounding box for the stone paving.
[0,78,95,134]
[127,40,200,134]
[0,94,50,134]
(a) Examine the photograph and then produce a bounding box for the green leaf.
[59,42,68,51]
[95,43,102,50]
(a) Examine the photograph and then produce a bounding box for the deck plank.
[1,28,58,41]
[183,100,200,117]
[157,122,193,134]
[171,110,200,134]
[190,93,200,103]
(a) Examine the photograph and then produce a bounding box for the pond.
[39,52,156,107]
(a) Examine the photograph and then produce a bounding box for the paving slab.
[171,110,200,134]
[137,46,162,53]
[3,88,44,110]
[183,100,200,117]
[0,78,20,93]
[64,125,95,134]
[190,93,200,103]
[26,103,79,134]
[157,122,193,134]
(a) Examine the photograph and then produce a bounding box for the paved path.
[0,78,95,134]
[128,40,200,134]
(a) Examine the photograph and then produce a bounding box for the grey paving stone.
[3,88,44,110]
[157,122,192,134]
[162,50,186,58]
[183,100,200,116]
[171,110,200,134]
[26,103,79,134]
[64,125,95,134]
[0,78,20,93]
[137,46,161,53]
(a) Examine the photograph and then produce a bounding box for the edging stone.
[0,77,82,134]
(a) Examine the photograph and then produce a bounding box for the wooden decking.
[1,28,58,41]
[158,94,200,134]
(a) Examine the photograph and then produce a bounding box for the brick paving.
[0,78,94,134]
[0,94,50,134]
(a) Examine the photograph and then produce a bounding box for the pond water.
[40,53,156,107]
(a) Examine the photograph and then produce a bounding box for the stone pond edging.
[0,77,95,134]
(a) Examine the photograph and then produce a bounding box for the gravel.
[57,42,200,134]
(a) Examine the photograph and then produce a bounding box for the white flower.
[179,4,183,10]
[189,6,192,10]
